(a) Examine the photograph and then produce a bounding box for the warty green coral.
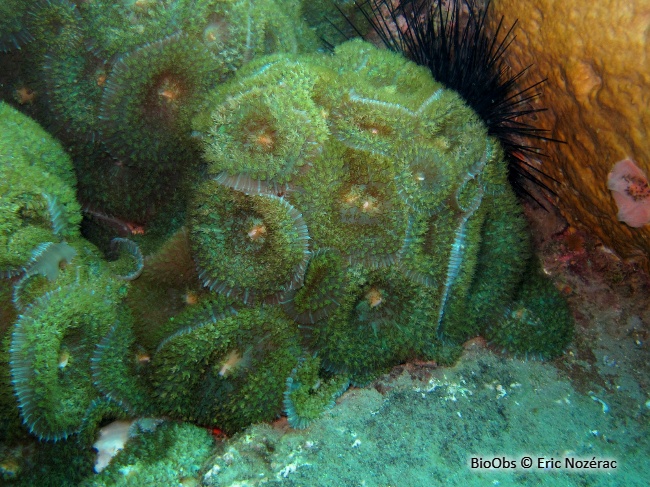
[9,276,120,441]
[0,102,81,272]
[0,28,575,480]
[190,180,311,304]
[188,40,573,386]
[152,305,302,433]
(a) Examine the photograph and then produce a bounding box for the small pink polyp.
[607,158,650,227]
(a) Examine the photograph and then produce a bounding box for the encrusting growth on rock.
[0,1,576,482]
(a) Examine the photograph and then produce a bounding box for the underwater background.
[0,0,649,485]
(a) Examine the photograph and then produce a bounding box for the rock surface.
[490,0,650,270]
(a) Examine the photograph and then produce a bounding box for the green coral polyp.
[43,44,109,141]
[26,0,82,61]
[487,260,574,360]
[190,181,310,304]
[296,145,409,268]
[0,0,32,51]
[183,0,300,63]
[206,85,324,177]
[327,89,420,157]
[0,102,81,272]
[10,241,77,310]
[152,306,301,433]
[99,32,218,165]
[315,266,432,380]
[108,237,144,281]
[281,248,347,325]
[284,355,350,429]
[197,59,329,195]
[9,281,118,441]
[91,319,152,414]
[399,209,457,287]
[78,0,181,59]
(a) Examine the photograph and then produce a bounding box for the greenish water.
[1,2,648,486]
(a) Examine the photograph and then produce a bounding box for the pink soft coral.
[607,158,650,227]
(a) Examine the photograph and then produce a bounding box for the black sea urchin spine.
[341,0,561,202]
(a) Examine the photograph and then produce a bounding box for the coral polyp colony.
[10,279,120,441]
[99,33,218,165]
[190,182,311,304]
[0,1,574,483]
